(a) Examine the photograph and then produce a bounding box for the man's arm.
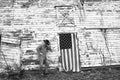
[36,45,43,55]
[47,45,52,52]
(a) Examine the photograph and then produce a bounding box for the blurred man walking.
[36,40,52,75]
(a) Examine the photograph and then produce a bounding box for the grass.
[0,68,120,80]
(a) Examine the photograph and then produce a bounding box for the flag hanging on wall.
[59,33,80,72]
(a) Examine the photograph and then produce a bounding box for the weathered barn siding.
[0,0,120,71]
[79,29,120,67]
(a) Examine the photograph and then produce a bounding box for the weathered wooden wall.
[79,29,120,67]
[0,0,120,71]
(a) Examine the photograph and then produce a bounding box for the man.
[36,40,52,75]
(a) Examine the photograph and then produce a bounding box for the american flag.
[59,33,80,72]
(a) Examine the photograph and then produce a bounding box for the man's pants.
[39,55,49,73]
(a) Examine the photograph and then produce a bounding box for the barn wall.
[0,0,120,71]
[78,29,120,67]
[76,1,120,67]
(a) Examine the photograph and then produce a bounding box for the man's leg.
[39,55,44,73]
[44,57,49,74]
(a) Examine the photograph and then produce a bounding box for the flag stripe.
[71,33,75,72]
[75,33,80,72]
[73,33,78,72]
[69,49,72,70]
[71,47,74,71]
[76,33,81,70]
[67,49,70,71]
[65,49,69,71]
[75,33,78,71]
[61,50,65,71]
[63,49,67,71]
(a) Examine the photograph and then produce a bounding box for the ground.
[0,67,120,80]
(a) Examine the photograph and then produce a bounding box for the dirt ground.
[0,68,120,80]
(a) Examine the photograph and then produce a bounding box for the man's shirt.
[36,44,48,56]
